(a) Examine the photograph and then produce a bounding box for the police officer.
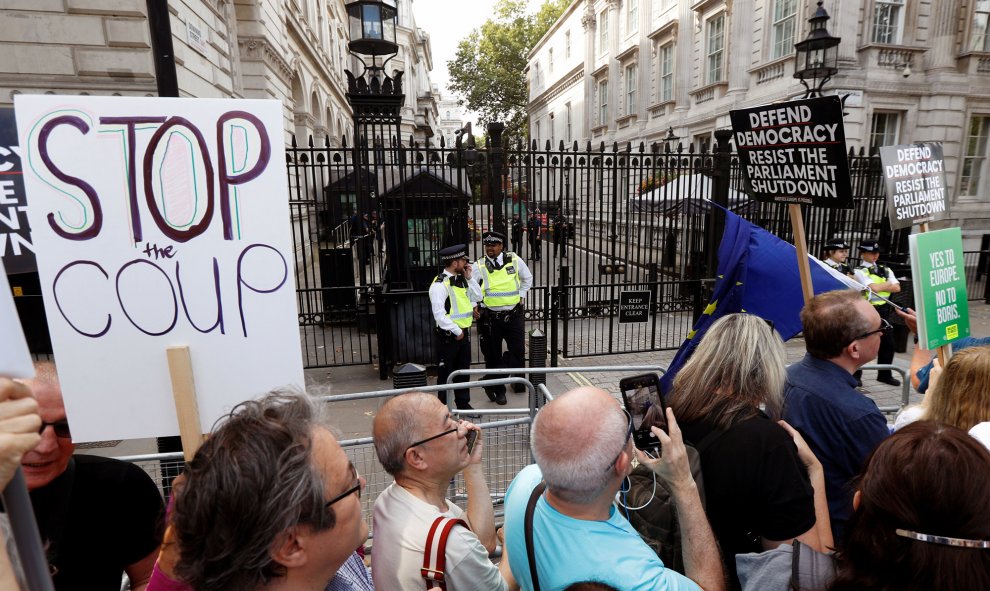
[854,239,902,386]
[511,213,524,253]
[472,231,533,405]
[430,244,482,410]
[822,237,853,277]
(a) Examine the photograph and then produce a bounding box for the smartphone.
[619,373,667,452]
[466,429,479,455]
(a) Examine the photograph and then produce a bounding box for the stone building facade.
[0,0,439,144]
[527,0,990,245]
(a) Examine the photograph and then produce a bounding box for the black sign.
[619,290,651,323]
[0,107,35,274]
[730,96,852,209]
[880,142,948,230]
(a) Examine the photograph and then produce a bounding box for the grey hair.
[173,389,336,591]
[531,392,629,504]
[669,313,787,428]
[373,392,435,475]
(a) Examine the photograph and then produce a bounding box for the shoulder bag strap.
[421,516,470,590]
[525,481,547,591]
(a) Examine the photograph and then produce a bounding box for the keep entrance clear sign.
[619,290,651,323]
[730,96,852,208]
[910,227,970,349]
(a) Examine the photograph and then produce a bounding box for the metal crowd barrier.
[856,364,912,417]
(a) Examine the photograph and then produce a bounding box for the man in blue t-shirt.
[783,290,890,543]
[503,386,723,591]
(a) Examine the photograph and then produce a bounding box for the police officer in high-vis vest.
[822,237,853,277]
[430,244,482,410]
[854,239,902,386]
[472,231,533,405]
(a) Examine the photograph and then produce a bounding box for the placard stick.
[1,471,55,591]
[789,204,814,305]
[167,346,203,461]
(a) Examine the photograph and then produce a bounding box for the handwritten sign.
[910,227,970,349]
[15,95,303,442]
[880,143,948,229]
[619,290,651,323]
[0,108,34,274]
[730,96,852,208]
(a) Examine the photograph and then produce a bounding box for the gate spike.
[308,135,314,147]
[291,134,298,147]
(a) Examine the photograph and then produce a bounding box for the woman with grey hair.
[668,313,831,590]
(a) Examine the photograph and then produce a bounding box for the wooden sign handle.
[789,204,814,305]
[167,346,203,461]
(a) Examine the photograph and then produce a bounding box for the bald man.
[371,393,513,590]
[17,362,164,591]
[503,387,724,591]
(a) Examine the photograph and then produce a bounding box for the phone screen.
[620,374,667,450]
[466,429,479,454]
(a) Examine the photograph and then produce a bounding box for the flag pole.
[789,204,814,305]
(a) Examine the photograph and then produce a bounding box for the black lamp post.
[793,1,841,98]
[663,126,680,152]
[347,0,398,56]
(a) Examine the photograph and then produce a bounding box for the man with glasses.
[783,289,891,543]
[502,386,723,591]
[371,392,512,590]
[169,390,371,591]
[15,361,164,590]
[854,240,902,386]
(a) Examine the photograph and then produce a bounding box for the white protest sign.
[0,257,34,378]
[15,96,303,441]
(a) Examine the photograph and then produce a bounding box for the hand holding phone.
[466,429,479,455]
[619,373,667,454]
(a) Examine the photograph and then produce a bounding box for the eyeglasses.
[324,463,362,509]
[851,318,892,343]
[38,421,71,439]
[605,407,634,472]
[405,419,463,454]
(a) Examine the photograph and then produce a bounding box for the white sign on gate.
[15,95,304,442]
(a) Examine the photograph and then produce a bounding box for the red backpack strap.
[421,516,471,590]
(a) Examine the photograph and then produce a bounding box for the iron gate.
[285,128,904,370]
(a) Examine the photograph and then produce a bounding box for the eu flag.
[659,210,848,394]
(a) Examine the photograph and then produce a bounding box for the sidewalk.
[86,301,990,458]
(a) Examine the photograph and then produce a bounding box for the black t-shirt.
[680,414,816,590]
[28,454,165,590]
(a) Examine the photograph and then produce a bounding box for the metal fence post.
[528,329,547,408]
[487,122,506,233]
[550,286,560,367]
[706,129,734,277]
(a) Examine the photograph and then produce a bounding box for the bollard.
[528,328,548,408]
[393,363,427,389]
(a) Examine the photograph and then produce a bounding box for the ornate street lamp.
[347,0,398,56]
[663,126,680,152]
[793,1,841,98]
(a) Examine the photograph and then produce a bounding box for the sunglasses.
[605,407,634,472]
[38,421,71,439]
[851,318,892,343]
[324,463,362,509]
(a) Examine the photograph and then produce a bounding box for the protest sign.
[15,95,304,442]
[0,108,34,274]
[910,227,970,350]
[880,143,948,229]
[619,290,650,323]
[730,96,852,208]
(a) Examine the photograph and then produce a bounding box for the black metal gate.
[285,127,904,370]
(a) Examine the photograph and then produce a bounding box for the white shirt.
[371,483,508,591]
[428,270,482,336]
[471,252,534,311]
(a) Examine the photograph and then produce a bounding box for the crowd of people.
[3,285,990,590]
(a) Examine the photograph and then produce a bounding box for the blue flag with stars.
[659,209,848,395]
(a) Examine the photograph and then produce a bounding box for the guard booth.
[320,167,380,313]
[378,167,472,376]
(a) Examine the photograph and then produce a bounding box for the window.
[565,30,572,58]
[869,112,901,150]
[597,79,609,125]
[706,14,725,85]
[660,43,674,102]
[770,0,798,59]
[872,0,904,44]
[627,0,638,33]
[973,0,990,52]
[549,48,554,72]
[599,10,609,53]
[961,116,990,196]
[625,63,637,114]
[566,103,573,143]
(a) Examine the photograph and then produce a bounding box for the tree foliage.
[447,0,573,140]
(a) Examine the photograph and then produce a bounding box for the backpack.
[623,429,724,573]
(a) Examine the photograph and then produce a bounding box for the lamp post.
[663,126,680,151]
[793,1,841,98]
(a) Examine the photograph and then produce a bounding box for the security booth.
[377,167,472,375]
[319,167,380,314]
